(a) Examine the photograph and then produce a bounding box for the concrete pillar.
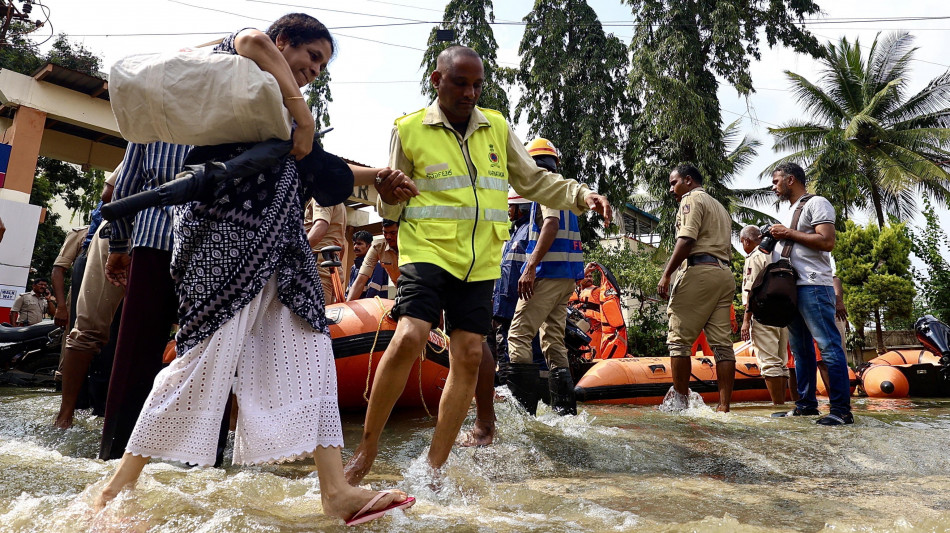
[1,106,45,202]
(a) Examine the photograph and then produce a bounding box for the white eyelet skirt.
[126,276,343,467]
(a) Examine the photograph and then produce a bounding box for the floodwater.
[2,387,950,533]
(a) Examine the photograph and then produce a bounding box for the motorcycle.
[0,320,63,387]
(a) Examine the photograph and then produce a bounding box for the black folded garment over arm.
[99,135,355,222]
[100,138,292,222]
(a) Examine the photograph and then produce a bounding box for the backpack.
[747,195,812,327]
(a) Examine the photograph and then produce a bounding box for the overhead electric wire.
[246,0,430,23]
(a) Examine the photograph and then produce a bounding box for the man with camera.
[739,225,790,405]
[768,162,852,425]
[657,164,736,412]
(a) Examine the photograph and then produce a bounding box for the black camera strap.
[780,194,813,259]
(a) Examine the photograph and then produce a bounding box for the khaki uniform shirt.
[10,292,48,325]
[675,187,732,263]
[53,226,89,269]
[303,200,346,254]
[741,248,773,306]
[360,240,400,284]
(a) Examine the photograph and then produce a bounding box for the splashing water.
[4,387,950,532]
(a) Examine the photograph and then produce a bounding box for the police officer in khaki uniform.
[304,199,347,303]
[10,279,55,326]
[347,220,400,301]
[657,164,736,412]
[739,225,790,405]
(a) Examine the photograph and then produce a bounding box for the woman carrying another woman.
[95,13,414,526]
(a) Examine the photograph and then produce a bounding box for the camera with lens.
[758,224,777,253]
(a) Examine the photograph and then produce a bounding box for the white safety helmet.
[508,187,532,205]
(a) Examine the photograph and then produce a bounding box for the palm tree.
[767,32,950,228]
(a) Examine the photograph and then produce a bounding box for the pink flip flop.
[345,490,416,527]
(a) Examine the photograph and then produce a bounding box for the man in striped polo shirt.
[99,141,191,460]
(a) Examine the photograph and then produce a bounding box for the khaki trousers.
[508,278,576,370]
[66,224,126,353]
[667,264,736,362]
[751,320,789,377]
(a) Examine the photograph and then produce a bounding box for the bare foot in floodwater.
[716,404,730,413]
[343,445,377,486]
[457,419,495,447]
[53,413,73,429]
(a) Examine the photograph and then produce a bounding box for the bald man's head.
[436,45,482,72]
[431,45,485,124]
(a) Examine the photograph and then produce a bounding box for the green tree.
[514,0,632,219]
[585,241,667,357]
[0,25,105,279]
[834,220,916,352]
[27,158,103,280]
[420,0,514,118]
[0,29,102,77]
[768,33,950,229]
[625,0,823,245]
[912,198,950,324]
[634,120,777,243]
[306,71,332,128]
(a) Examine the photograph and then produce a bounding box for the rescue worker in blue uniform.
[506,139,586,416]
[492,188,533,383]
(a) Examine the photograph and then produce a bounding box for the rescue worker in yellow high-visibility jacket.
[344,45,612,485]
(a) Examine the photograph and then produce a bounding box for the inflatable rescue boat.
[856,315,950,399]
[328,298,449,411]
[575,340,858,405]
[574,354,774,405]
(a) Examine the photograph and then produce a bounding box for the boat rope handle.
[363,297,390,403]
[418,348,433,418]
[360,296,437,419]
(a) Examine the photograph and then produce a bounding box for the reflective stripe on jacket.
[526,202,585,280]
[395,106,510,281]
[493,216,530,319]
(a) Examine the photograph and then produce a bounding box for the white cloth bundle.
[110,51,292,146]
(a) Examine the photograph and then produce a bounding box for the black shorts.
[391,263,494,335]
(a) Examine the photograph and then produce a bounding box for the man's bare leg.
[427,329,483,468]
[715,359,735,412]
[344,316,430,485]
[671,356,692,396]
[817,360,831,394]
[459,341,496,447]
[764,376,787,405]
[54,347,96,429]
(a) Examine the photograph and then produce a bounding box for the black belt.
[687,254,725,266]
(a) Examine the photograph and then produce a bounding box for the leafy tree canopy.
[834,220,916,352]
[306,71,333,128]
[420,0,514,119]
[584,240,667,357]
[767,32,950,228]
[912,198,950,324]
[514,0,632,217]
[625,0,823,247]
[0,28,102,77]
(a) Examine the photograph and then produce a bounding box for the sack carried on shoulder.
[110,51,292,146]
[747,195,813,328]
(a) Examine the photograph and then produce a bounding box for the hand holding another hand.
[375,168,418,204]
